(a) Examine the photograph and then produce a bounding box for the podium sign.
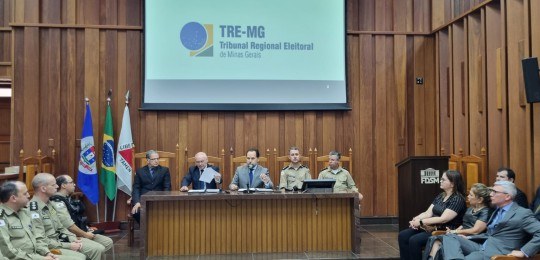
[395,156,449,231]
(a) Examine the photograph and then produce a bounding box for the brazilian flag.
[101,104,117,200]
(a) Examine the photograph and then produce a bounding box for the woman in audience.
[398,170,467,260]
[423,182,493,260]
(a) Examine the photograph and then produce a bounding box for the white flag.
[116,105,134,196]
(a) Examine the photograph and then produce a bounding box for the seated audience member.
[180,152,221,191]
[423,183,493,259]
[229,148,273,190]
[318,151,363,199]
[496,167,528,208]
[131,150,171,223]
[0,181,57,259]
[439,181,540,259]
[30,173,104,259]
[398,170,467,260]
[279,146,311,191]
[50,175,113,252]
[531,185,540,221]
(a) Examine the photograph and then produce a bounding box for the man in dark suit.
[532,185,540,221]
[229,148,273,190]
[442,181,540,259]
[131,150,171,223]
[496,167,529,208]
[180,152,221,191]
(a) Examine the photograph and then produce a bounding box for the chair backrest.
[273,148,313,173]
[18,149,56,193]
[184,149,226,186]
[230,149,271,181]
[442,147,463,172]
[460,148,487,192]
[133,146,180,190]
[313,148,353,177]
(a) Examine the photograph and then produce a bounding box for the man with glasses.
[131,150,171,223]
[180,152,221,191]
[443,181,540,259]
[496,167,528,208]
[50,175,113,252]
[29,173,105,259]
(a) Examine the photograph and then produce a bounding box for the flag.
[116,105,134,196]
[100,104,116,200]
[78,103,99,204]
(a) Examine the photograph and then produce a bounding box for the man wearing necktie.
[180,152,222,191]
[229,148,273,190]
[442,180,540,259]
[131,150,171,223]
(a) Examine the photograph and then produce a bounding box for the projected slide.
[144,0,348,110]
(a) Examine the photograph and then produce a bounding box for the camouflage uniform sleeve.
[346,172,359,192]
[304,168,312,180]
[50,201,75,229]
[278,169,287,189]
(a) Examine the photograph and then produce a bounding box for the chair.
[273,148,313,173]
[460,148,487,192]
[18,149,56,193]
[313,148,353,176]
[183,148,226,188]
[229,148,272,185]
[127,146,180,247]
[441,147,463,172]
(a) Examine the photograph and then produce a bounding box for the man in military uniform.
[278,146,311,190]
[50,175,113,252]
[318,151,363,200]
[30,173,104,259]
[0,181,58,259]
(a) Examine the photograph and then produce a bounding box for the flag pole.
[112,90,130,221]
[104,96,111,222]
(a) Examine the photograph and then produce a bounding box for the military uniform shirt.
[29,197,75,250]
[0,204,50,259]
[279,164,311,190]
[50,193,76,228]
[318,167,359,192]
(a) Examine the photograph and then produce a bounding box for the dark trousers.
[398,228,430,260]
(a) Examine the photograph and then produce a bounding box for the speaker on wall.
[522,57,540,103]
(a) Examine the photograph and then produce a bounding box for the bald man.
[180,152,222,191]
[29,173,105,260]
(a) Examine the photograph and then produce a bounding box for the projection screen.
[143,0,348,110]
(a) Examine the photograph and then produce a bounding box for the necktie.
[149,168,154,179]
[487,208,505,235]
[249,168,254,187]
[200,169,206,190]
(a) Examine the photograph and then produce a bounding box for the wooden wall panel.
[467,12,487,156]
[506,0,530,193]
[451,21,469,155]
[532,0,540,189]
[485,1,507,181]
[6,0,440,221]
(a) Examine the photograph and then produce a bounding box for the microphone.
[247,163,255,170]
[200,168,207,192]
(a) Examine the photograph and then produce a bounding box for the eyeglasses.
[148,158,160,161]
[65,181,74,184]
[489,188,508,195]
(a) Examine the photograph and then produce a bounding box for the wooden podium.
[395,156,449,231]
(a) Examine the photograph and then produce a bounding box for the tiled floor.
[103,224,399,259]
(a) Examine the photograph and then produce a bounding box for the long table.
[140,191,361,258]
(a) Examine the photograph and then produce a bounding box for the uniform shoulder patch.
[29,201,39,211]
[0,219,5,227]
[281,165,290,171]
[31,212,40,219]
[56,202,65,208]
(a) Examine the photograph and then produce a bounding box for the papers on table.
[238,188,274,192]
[187,189,220,193]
